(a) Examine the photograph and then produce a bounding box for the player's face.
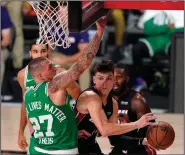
[113,68,128,92]
[41,60,56,81]
[93,72,114,95]
[30,44,49,59]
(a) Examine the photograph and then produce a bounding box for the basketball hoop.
[28,1,70,50]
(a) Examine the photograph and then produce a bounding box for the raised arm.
[55,66,82,99]
[17,69,28,150]
[49,17,106,90]
[66,82,82,100]
[80,94,156,137]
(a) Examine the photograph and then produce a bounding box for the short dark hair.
[30,43,49,50]
[93,60,115,75]
[28,57,47,78]
[115,63,129,76]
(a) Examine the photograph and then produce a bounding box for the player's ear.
[38,73,44,80]
[47,46,51,57]
[37,73,41,79]
[93,76,96,85]
[29,50,32,57]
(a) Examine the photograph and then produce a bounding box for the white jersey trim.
[24,65,28,88]
[45,82,49,96]
[139,38,154,57]
[34,146,78,154]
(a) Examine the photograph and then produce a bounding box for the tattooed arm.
[49,17,107,91]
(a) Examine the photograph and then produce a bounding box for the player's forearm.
[69,32,102,80]
[18,103,27,134]
[101,122,138,136]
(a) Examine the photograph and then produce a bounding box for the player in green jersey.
[17,44,81,150]
[24,17,107,154]
[24,81,78,154]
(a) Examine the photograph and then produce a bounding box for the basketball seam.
[156,121,161,149]
[147,125,159,149]
[158,140,174,147]
[158,132,175,147]
[148,136,159,149]
[157,123,170,149]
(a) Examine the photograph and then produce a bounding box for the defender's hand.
[136,113,157,129]
[142,138,160,151]
[78,130,91,139]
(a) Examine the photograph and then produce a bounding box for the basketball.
[146,121,175,150]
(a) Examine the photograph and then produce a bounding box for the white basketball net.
[28,1,70,49]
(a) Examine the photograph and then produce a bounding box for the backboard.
[68,1,184,32]
[29,1,184,49]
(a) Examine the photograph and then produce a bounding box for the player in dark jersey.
[109,63,157,155]
[74,60,157,154]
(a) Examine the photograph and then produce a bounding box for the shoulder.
[78,90,101,104]
[77,90,102,113]
[17,68,25,77]
[131,92,148,110]
[132,92,146,103]
[17,68,25,84]
[80,90,100,99]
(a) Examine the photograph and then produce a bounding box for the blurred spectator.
[126,10,143,30]
[109,9,125,46]
[22,2,36,16]
[1,2,24,69]
[51,30,90,90]
[107,10,143,63]
[1,6,12,88]
[131,10,184,89]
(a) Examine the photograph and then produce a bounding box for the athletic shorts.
[78,138,103,155]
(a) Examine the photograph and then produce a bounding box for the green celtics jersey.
[24,63,60,90]
[24,82,78,154]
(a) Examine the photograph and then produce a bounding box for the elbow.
[7,39,11,45]
[4,40,11,48]
[4,37,11,45]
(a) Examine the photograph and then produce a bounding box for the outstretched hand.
[136,113,157,129]
[96,16,107,36]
